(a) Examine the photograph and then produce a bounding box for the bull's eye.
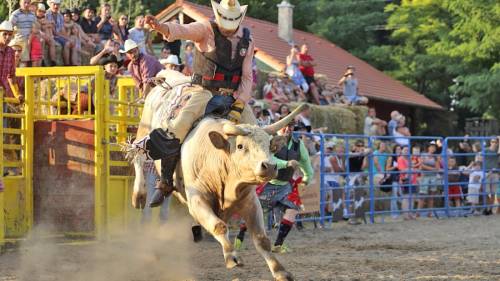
[237,144,244,150]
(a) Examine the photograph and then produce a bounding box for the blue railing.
[291,133,500,226]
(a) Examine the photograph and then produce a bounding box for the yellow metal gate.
[1,66,142,245]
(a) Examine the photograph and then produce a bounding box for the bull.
[128,80,306,281]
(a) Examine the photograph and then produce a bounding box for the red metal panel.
[33,120,95,233]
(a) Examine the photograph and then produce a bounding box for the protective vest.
[275,137,301,182]
[192,22,251,90]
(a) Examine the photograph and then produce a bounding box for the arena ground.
[0,216,499,281]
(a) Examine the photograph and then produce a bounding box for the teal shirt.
[270,137,314,186]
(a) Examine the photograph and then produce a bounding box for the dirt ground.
[1,216,500,281]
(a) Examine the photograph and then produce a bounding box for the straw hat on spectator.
[120,39,139,53]
[0,21,14,32]
[211,0,248,31]
[8,34,25,51]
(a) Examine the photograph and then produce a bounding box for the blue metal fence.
[292,133,500,226]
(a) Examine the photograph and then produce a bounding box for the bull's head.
[207,104,308,184]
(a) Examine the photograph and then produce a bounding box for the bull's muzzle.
[256,161,278,180]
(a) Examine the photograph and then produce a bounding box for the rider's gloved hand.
[228,99,245,124]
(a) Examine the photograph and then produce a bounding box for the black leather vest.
[275,137,301,182]
[192,22,251,90]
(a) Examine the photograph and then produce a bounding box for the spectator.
[397,145,417,220]
[62,9,90,65]
[467,161,484,215]
[268,101,281,122]
[80,6,99,43]
[373,141,389,174]
[296,106,312,128]
[337,66,368,105]
[29,21,42,66]
[160,46,170,59]
[9,0,37,67]
[387,110,401,137]
[484,137,499,215]
[345,139,370,224]
[386,144,402,218]
[46,0,73,65]
[252,103,262,119]
[90,39,122,66]
[298,43,321,104]
[364,108,387,136]
[128,15,146,54]
[162,18,182,62]
[159,54,181,71]
[279,104,290,116]
[264,80,288,103]
[327,140,346,190]
[417,142,440,217]
[95,3,116,43]
[257,108,272,127]
[121,39,164,98]
[115,14,129,44]
[447,157,462,211]
[0,21,17,99]
[286,45,309,93]
[394,114,411,147]
[71,8,80,23]
[36,4,57,66]
[182,41,194,76]
[456,135,474,167]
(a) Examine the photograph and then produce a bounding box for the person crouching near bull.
[133,0,257,208]
[259,118,314,253]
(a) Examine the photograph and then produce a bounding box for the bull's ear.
[209,131,230,152]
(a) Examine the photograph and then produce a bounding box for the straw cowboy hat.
[211,0,248,31]
[8,34,25,50]
[0,21,14,32]
[120,39,139,53]
[160,55,180,66]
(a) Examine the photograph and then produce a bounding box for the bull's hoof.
[274,271,294,281]
[132,191,147,209]
[225,254,243,269]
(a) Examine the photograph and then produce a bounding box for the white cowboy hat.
[37,3,46,11]
[0,21,14,32]
[160,55,180,66]
[47,0,61,4]
[211,0,248,31]
[120,39,139,53]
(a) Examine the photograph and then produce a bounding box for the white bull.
[130,76,306,281]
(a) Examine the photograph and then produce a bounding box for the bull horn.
[264,103,310,135]
[223,123,250,136]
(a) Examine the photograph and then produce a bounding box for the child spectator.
[387,111,401,137]
[447,157,463,211]
[398,146,417,220]
[286,45,309,93]
[417,142,440,217]
[467,161,484,215]
[29,21,43,66]
[128,15,146,54]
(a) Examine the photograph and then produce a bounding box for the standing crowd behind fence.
[289,133,500,225]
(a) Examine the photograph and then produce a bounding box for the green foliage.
[382,0,500,116]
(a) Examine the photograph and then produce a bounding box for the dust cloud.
[14,217,196,281]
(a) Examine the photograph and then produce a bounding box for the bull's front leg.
[186,186,243,269]
[241,194,294,281]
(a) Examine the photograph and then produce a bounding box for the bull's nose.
[261,162,277,172]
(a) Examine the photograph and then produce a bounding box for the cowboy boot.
[149,151,180,207]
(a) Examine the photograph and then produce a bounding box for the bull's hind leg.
[242,194,294,281]
[186,187,243,269]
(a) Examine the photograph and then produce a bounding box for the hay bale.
[262,101,366,134]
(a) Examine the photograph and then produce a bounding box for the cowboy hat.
[0,21,14,32]
[8,34,25,50]
[160,55,180,66]
[37,3,46,11]
[120,39,139,53]
[211,0,248,31]
[47,0,61,4]
[98,54,123,67]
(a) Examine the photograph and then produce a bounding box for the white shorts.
[467,186,480,204]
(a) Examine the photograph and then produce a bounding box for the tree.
[380,0,500,117]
